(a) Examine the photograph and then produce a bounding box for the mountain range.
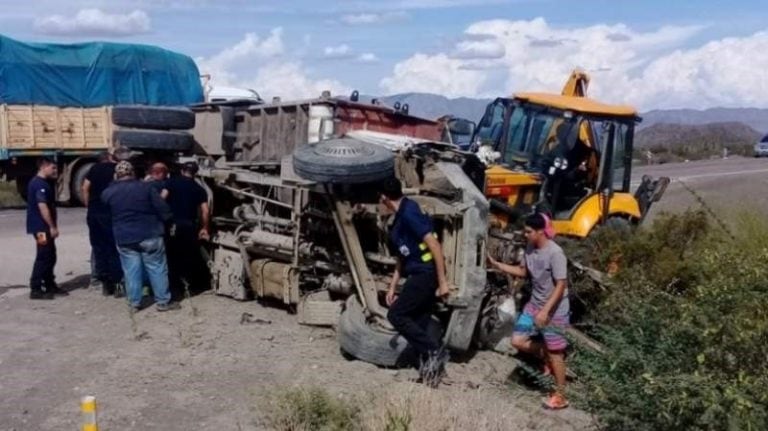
[376,93,768,134]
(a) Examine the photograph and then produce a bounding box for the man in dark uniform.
[164,161,211,301]
[380,177,450,386]
[26,157,67,299]
[82,151,123,295]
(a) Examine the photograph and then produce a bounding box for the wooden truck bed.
[0,105,113,159]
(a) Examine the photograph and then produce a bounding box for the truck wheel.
[71,162,94,205]
[293,138,394,184]
[113,130,194,152]
[337,297,441,367]
[112,106,195,130]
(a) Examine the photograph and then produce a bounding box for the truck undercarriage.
[200,139,496,366]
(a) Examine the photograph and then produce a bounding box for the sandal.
[542,392,569,410]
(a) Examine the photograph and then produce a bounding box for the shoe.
[30,290,54,300]
[89,279,103,290]
[102,282,115,297]
[419,349,449,388]
[542,393,569,410]
[48,286,69,297]
[156,302,181,312]
[113,283,125,298]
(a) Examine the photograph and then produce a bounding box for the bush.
[261,387,360,431]
[568,211,768,430]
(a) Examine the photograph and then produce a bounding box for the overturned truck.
[194,95,507,366]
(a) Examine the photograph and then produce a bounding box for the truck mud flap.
[113,129,194,152]
[112,105,195,130]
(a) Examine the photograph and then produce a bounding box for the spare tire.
[337,297,442,367]
[113,130,194,152]
[112,106,195,130]
[293,138,394,184]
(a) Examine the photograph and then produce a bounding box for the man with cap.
[164,161,211,300]
[26,157,68,299]
[82,149,126,296]
[380,177,451,386]
[101,161,179,312]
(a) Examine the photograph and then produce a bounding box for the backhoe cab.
[472,79,669,237]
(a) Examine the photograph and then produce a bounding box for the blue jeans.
[117,237,171,307]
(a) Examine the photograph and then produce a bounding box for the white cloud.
[380,17,768,109]
[34,9,151,37]
[196,29,284,85]
[357,53,380,63]
[451,39,506,59]
[340,11,408,25]
[247,62,350,100]
[196,30,349,101]
[381,53,486,97]
[323,44,352,59]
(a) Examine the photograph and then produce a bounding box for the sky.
[1,0,767,110]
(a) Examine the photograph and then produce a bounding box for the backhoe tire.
[293,138,394,184]
[111,106,195,130]
[113,130,194,152]
[337,297,441,368]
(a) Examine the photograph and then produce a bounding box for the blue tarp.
[0,35,203,107]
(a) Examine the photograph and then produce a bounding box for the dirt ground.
[0,209,592,430]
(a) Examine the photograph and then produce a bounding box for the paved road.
[0,208,90,291]
[633,157,768,220]
[633,156,768,187]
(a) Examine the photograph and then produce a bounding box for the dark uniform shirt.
[101,179,172,246]
[165,176,207,228]
[84,162,116,214]
[389,198,436,277]
[26,176,56,234]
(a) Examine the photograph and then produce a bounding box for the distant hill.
[640,108,768,134]
[375,93,768,133]
[635,122,761,161]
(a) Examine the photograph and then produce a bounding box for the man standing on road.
[101,161,179,312]
[82,151,123,296]
[26,157,68,299]
[380,177,451,386]
[164,161,211,301]
[487,213,570,410]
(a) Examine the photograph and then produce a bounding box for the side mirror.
[448,118,476,136]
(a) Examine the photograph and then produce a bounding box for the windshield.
[502,107,579,168]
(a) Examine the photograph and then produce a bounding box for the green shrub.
[262,387,361,431]
[569,211,768,430]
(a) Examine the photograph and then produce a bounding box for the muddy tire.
[113,129,194,152]
[293,138,394,184]
[71,162,94,205]
[337,297,441,367]
[112,106,195,130]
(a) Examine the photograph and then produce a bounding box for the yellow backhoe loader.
[472,70,669,237]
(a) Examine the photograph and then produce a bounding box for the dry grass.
[259,383,575,431]
[0,181,24,208]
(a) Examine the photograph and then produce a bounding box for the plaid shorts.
[513,302,569,351]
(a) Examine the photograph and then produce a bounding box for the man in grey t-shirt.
[488,213,570,410]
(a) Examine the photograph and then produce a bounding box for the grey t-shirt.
[524,240,569,316]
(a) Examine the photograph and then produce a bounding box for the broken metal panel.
[434,161,490,352]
